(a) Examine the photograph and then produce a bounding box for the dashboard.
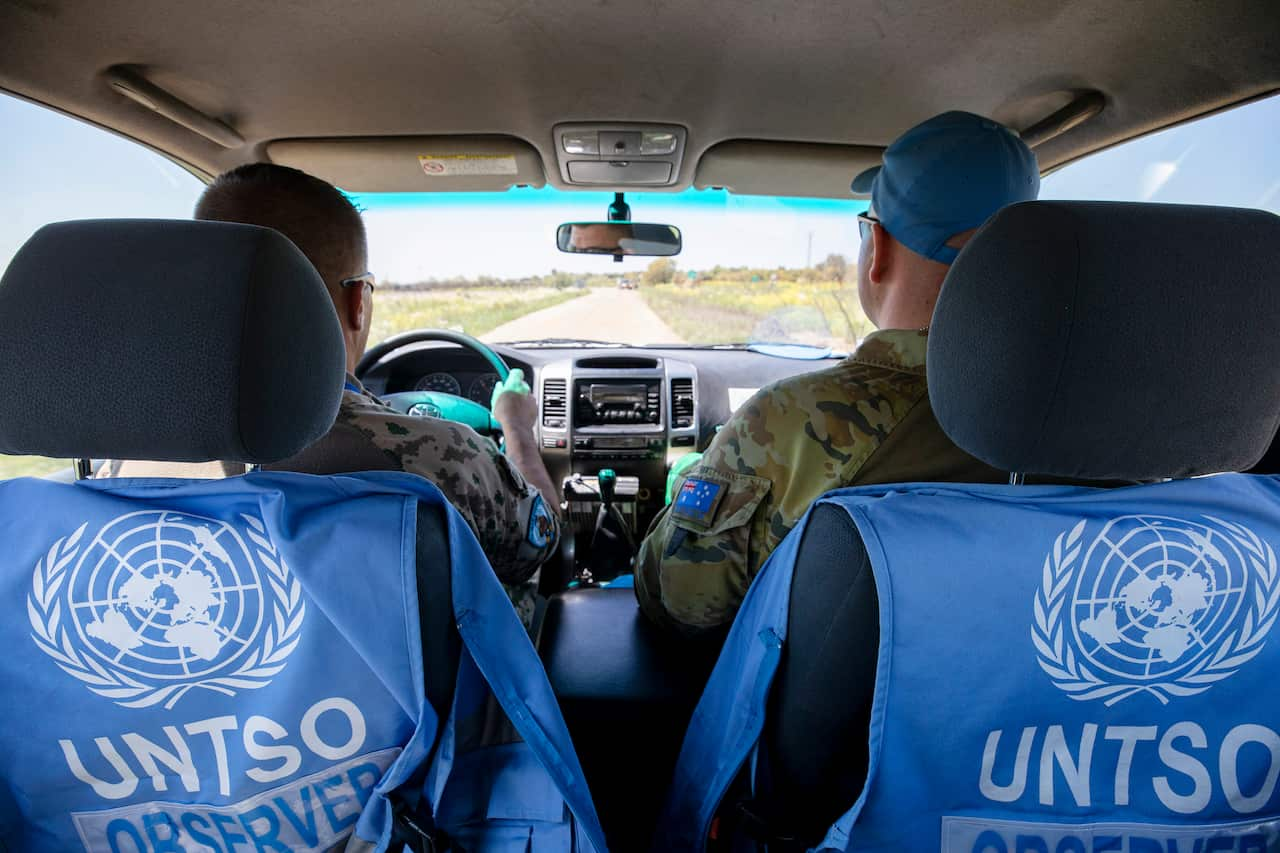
[358,339,846,582]
[360,340,838,437]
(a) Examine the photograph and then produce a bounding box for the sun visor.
[266,136,546,192]
[694,140,883,199]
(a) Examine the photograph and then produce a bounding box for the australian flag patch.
[672,477,725,526]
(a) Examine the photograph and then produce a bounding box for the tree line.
[383,254,854,291]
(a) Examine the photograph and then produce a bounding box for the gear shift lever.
[598,468,617,508]
[583,468,633,584]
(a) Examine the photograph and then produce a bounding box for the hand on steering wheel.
[489,369,538,435]
[355,329,512,437]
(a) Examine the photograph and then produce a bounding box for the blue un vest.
[0,471,605,853]
[658,475,1280,851]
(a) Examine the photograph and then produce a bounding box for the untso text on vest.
[659,477,1280,852]
[0,471,604,853]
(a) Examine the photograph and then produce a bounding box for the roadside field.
[641,279,874,349]
[0,455,69,480]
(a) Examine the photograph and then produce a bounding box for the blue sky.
[2,92,1276,280]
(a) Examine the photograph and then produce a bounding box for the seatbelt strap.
[390,797,458,853]
[388,503,463,853]
[728,800,807,853]
[722,747,808,853]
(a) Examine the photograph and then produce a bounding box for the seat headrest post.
[0,219,346,464]
[929,201,1280,482]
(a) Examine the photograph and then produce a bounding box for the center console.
[532,360,710,846]
[537,355,698,579]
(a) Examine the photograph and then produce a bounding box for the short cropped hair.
[195,163,366,289]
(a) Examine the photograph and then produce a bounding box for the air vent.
[542,378,567,429]
[576,356,659,370]
[671,378,694,429]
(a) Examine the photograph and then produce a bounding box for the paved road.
[481,288,685,345]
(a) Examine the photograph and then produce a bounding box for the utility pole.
[806,231,813,269]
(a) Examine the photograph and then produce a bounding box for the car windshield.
[353,188,870,351]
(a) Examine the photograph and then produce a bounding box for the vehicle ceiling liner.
[0,0,1276,194]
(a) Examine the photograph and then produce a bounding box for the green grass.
[641,279,874,348]
[369,287,589,345]
[0,455,70,480]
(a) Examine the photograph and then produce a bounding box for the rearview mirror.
[556,222,682,257]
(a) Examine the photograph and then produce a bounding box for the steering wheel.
[355,329,512,437]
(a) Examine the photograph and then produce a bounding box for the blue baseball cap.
[851,111,1039,264]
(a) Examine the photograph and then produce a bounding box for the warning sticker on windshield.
[728,387,758,412]
[418,154,519,177]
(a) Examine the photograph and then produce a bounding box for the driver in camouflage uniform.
[265,373,556,628]
[636,112,1040,635]
[100,164,559,628]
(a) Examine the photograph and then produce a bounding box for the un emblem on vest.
[27,512,305,710]
[1033,515,1280,705]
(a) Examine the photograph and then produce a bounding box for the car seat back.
[0,220,604,852]
[656,201,1280,851]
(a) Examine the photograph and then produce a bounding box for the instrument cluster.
[414,371,500,405]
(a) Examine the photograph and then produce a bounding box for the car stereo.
[574,379,661,426]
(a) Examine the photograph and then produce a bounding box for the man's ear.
[868,222,893,285]
[343,285,367,333]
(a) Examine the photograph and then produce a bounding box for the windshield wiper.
[636,342,848,357]
[500,338,629,348]
[639,342,750,350]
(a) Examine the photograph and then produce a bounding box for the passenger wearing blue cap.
[636,111,1040,635]
[852,110,1040,327]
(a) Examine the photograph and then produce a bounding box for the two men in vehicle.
[100,110,1037,639]
[635,111,1041,634]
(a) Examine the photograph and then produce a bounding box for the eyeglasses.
[339,271,377,293]
[857,212,881,243]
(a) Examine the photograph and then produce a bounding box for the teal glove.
[665,451,703,504]
[491,368,531,410]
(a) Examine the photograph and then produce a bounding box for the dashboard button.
[672,435,695,447]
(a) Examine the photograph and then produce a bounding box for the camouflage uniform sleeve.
[341,405,558,587]
[635,464,772,634]
[635,400,779,634]
[636,361,915,634]
[397,421,558,586]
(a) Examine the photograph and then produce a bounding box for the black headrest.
[929,201,1280,480]
[0,220,345,463]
